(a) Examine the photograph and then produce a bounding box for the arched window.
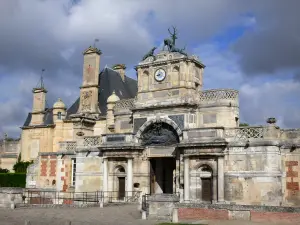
[57,112,62,120]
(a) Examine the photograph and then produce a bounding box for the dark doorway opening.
[118,177,125,200]
[201,178,212,202]
[150,158,176,194]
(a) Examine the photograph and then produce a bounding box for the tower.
[30,76,47,125]
[78,46,101,115]
[135,50,205,108]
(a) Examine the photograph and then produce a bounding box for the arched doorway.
[198,165,213,202]
[140,122,179,194]
[114,165,126,200]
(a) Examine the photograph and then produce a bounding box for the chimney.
[112,64,126,81]
[30,76,47,125]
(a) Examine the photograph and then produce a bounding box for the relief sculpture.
[81,90,92,111]
[141,122,179,146]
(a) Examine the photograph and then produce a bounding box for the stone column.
[217,157,224,202]
[184,157,190,201]
[56,157,63,192]
[212,175,217,202]
[103,158,108,200]
[127,158,133,197]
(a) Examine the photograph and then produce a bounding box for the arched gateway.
[139,121,180,194]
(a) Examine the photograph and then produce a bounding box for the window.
[71,158,76,187]
[57,112,62,120]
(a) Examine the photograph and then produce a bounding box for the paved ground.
[0,205,291,225]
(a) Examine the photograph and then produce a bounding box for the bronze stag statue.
[163,26,187,55]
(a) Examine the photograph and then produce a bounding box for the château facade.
[21,30,300,207]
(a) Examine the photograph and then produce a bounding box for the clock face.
[154,69,166,82]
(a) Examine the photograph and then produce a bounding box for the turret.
[53,98,66,123]
[106,91,120,131]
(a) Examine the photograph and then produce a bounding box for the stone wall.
[0,187,23,208]
[75,152,102,192]
[0,138,20,171]
[224,145,282,206]
[177,203,300,224]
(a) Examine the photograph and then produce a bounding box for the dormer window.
[57,112,62,120]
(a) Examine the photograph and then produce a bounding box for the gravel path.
[0,205,291,225]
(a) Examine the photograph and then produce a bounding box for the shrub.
[0,173,26,187]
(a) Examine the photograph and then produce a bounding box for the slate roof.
[22,68,137,127]
[23,108,54,127]
[66,67,137,118]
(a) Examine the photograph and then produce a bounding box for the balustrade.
[59,141,77,151]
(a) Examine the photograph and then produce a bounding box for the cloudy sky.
[0,0,300,138]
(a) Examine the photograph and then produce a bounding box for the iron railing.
[23,190,100,205]
[99,191,141,203]
[22,190,141,206]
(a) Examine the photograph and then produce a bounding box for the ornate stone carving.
[141,122,179,146]
[81,90,92,111]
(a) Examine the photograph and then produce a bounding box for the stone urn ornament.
[267,117,277,124]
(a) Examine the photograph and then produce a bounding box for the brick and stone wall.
[283,154,300,206]
[177,203,300,224]
[39,155,57,188]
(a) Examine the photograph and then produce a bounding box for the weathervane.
[93,38,99,48]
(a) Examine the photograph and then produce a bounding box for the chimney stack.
[112,64,126,81]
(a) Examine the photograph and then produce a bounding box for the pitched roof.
[66,68,137,118]
[22,68,137,127]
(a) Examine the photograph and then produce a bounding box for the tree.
[13,160,33,173]
[239,123,249,127]
[0,168,9,173]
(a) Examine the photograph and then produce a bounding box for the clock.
[154,69,166,82]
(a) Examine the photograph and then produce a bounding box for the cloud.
[0,0,300,138]
[231,1,300,76]
[194,42,300,128]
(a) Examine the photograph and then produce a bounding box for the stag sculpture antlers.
[163,26,177,51]
[163,26,187,55]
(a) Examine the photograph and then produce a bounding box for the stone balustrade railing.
[199,89,239,103]
[59,141,77,151]
[281,129,300,140]
[82,136,102,147]
[224,127,264,139]
[115,98,135,110]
